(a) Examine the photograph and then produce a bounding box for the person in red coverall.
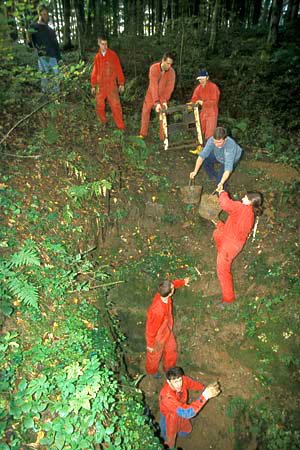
[213,190,263,305]
[139,53,175,140]
[145,278,189,377]
[159,366,220,448]
[190,69,220,154]
[91,35,125,129]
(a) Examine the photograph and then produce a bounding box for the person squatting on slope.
[139,53,175,140]
[190,69,220,153]
[159,367,220,448]
[213,190,263,304]
[190,127,242,191]
[91,35,125,130]
[145,278,190,377]
[28,5,61,93]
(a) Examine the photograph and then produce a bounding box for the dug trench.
[107,145,300,450]
[3,128,299,449]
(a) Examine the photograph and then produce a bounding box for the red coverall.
[159,375,207,448]
[91,49,125,129]
[191,80,220,140]
[140,62,176,139]
[145,279,185,375]
[213,192,254,303]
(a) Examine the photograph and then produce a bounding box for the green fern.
[9,242,40,268]
[66,184,89,205]
[7,275,39,309]
[0,241,40,311]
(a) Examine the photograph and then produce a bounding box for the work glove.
[203,381,221,399]
[155,103,162,113]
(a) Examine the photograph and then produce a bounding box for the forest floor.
[1,103,300,450]
[107,138,299,450]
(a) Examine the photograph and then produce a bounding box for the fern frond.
[7,276,39,309]
[10,246,40,268]
[0,261,13,278]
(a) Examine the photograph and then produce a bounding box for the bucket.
[198,193,221,221]
[180,180,202,204]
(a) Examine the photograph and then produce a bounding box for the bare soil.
[110,145,299,449]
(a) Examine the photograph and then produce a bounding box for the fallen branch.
[0,99,52,146]
[1,152,42,159]
[87,280,125,290]
[67,280,124,294]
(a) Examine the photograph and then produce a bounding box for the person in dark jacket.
[29,5,61,93]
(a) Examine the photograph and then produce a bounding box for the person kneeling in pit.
[159,366,221,448]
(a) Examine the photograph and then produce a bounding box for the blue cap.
[196,69,208,79]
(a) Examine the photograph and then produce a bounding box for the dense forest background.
[1,0,300,162]
[1,1,300,449]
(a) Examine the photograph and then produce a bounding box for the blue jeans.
[160,414,189,447]
[202,152,225,184]
[38,56,59,93]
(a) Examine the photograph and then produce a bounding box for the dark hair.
[246,192,264,216]
[213,127,227,140]
[162,52,174,62]
[197,68,209,78]
[158,280,173,297]
[37,4,49,14]
[97,35,108,42]
[166,367,184,380]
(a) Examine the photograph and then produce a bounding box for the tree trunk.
[252,0,262,25]
[238,0,246,24]
[58,0,65,41]
[136,0,144,35]
[86,0,95,42]
[286,0,300,22]
[123,0,129,33]
[73,0,86,57]
[261,0,271,25]
[62,0,72,49]
[6,5,18,41]
[112,0,119,35]
[267,0,283,46]
[53,0,61,41]
[209,0,220,52]
[151,0,155,34]
[156,0,163,35]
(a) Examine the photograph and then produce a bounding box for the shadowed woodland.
[0,0,300,449]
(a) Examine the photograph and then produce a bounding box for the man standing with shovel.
[139,53,175,141]
[189,127,242,192]
[189,69,220,155]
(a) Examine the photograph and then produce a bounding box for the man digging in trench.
[190,126,242,192]
[159,366,221,448]
[145,278,190,378]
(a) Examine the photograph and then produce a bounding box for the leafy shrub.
[227,396,300,450]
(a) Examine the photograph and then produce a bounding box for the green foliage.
[123,136,150,170]
[116,238,196,279]
[1,301,163,449]
[0,240,40,311]
[66,179,112,206]
[9,242,40,268]
[227,396,300,450]
[161,213,180,224]
[145,173,171,189]
[0,182,161,447]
